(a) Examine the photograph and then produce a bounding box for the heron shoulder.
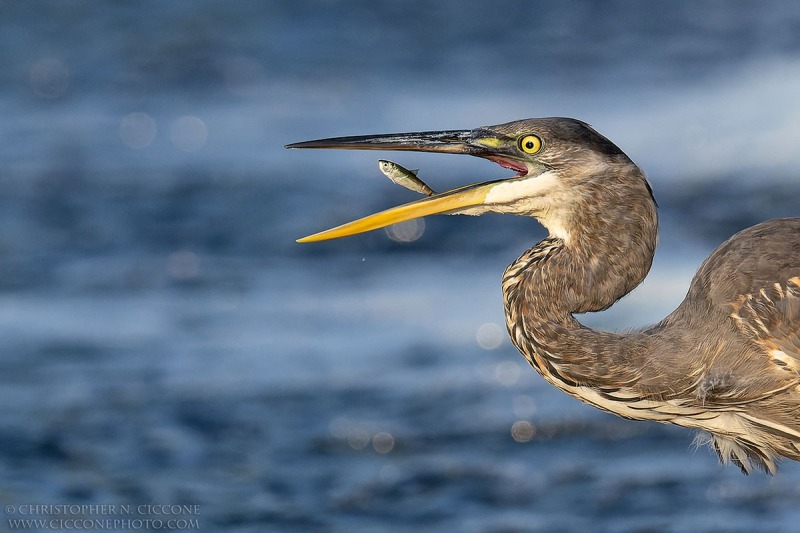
[686,218,800,307]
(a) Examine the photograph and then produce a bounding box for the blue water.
[2,1,800,531]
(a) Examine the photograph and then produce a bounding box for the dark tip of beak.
[285,129,478,154]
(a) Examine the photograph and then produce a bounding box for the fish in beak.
[286,126,542,242]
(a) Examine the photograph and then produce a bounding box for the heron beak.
[285,129,480,154]
[287,128,525,242]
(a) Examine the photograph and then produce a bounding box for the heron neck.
[502,227,656,388]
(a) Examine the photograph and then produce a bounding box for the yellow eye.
[519,135,542,154]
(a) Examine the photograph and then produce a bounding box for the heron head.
[288,117,652,243]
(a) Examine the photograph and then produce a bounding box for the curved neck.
[502,195,657,389]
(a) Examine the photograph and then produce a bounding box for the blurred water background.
[1,1,800,531]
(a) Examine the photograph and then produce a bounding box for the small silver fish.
[378,160,435,196]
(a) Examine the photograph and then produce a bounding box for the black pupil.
[525,140,534,149]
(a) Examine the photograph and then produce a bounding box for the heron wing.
[731,276,800,372]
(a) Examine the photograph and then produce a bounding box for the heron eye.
[519,135,542,154]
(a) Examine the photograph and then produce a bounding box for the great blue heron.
[287,117,800,474]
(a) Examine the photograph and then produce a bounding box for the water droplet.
[167,250,200,281]
[372,431,395,454]
[347,428,370,450]
[494,360,520,386]
[512,395,537,418]
[170,115,208,152]
[379,464,400,482]
[511,420,535,442]
[476,322,505,350]
[385,219,425,242]
[29,58,69,99]
[120,112,157,149]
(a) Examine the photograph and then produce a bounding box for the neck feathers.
[501,167,657,387]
